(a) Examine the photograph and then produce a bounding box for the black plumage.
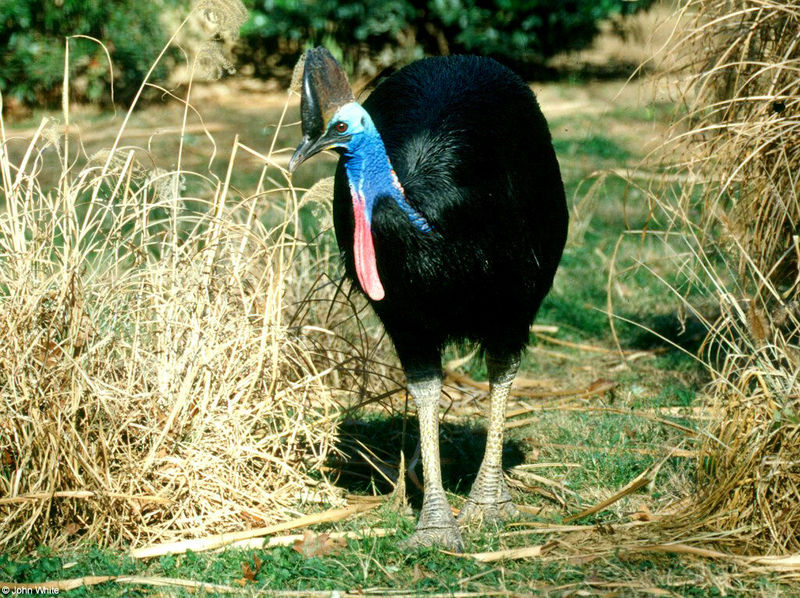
[332,55,567,368]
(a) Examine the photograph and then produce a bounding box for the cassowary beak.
[289,46,354,174]
[288,135,324,174]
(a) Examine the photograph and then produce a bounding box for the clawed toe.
[457,499,520,527]
[398,525,464,552]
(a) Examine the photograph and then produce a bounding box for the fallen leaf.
[240,555,261,582]
[632,503,659,522]
[587,378,615,393]
[64,523,81,537]
[241,563,256,582]
[292,530,345,558]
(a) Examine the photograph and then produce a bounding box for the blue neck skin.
[341,115,432,233]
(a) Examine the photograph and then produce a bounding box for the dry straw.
[0,3,344,552]
[649,0,800,554]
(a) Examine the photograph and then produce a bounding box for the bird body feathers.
[331,55,568,367]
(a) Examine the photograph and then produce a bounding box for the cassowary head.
[288,47,369,172]
[288,47,434,303]
[288,47,392,303]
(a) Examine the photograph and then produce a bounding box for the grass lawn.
[0,75,789,596]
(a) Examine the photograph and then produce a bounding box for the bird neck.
[342,117,432,233]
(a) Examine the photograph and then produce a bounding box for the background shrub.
[239,0,658,78]
[0,0,657,107]
[0,0,180,106]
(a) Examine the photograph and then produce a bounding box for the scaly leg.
[398,369,464,552]
[458,351,520,526]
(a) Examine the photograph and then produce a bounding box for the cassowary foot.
[457,498,520,527]
[398,524,464,552]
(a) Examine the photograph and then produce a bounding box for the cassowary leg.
[399,369,464,552]
[458,351,520,526]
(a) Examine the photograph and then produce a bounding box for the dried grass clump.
[651,0,800,554]
[0,13,342,552]
[662,292,800,552]
[691,368,800,553]
[672,0,800,286]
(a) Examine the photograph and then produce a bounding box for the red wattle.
[352,199,385,301]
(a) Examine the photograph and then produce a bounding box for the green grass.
[0,513,781,596]
[553,132,633,162]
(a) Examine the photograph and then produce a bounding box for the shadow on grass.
[619,310,709,357]
[329,415,526,507]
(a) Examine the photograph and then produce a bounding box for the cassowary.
[289,48,568,551]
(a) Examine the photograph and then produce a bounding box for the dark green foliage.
[0,0,656,106]
[241,0,657,76]
[0,0,180,106]
[240,0,420,77]
[427,0,655,60]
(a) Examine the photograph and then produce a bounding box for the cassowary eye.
[335,121,348,134]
